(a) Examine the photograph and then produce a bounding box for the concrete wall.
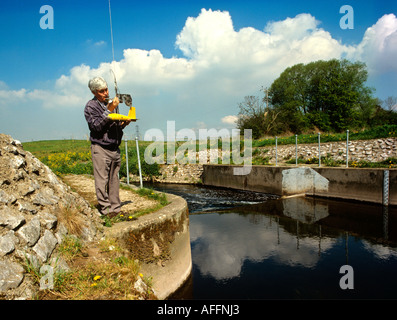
[202,165,397,206]
[105,193,192,300]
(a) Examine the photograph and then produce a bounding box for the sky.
[0,0,396,142]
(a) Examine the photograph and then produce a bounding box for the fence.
[274,130,352,168]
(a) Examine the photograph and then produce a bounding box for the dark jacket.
[84,97,123,150]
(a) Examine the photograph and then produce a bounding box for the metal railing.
[273,130,352,168]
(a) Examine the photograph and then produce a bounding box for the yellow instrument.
[108,106,137,121]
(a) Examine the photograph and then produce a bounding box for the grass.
[101,185,169,227]
[24,237,156,300]
[252,124,397,148]
[22,124,396,174]
[57,202,86,236]
[284,155,397,168]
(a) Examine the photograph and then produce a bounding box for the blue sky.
[0,0,396,141]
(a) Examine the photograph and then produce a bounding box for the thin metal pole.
[295,134,298,166]
[136,136,143,189]
[346,130,349,168]
[383,170,390,206]
[318,132,321,167]
[108,0,115,63]
[125,138,129,185]
[275,136,278,166]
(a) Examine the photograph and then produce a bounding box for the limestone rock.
[0,206,25,230]
[17,217,41,247]
[0,231,17,256]
[39,212,58,230]
[0,260,24,292]
[134,276,148,295]
[33,230,58,263]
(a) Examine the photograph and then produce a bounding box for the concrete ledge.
[105,193,192,300]
[202,165,396,206]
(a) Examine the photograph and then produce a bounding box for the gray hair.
[88,77,108,92]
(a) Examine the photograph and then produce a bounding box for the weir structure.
[105,191,192,300]
[202,165,397,206]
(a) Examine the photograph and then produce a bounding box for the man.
[84,76,131,218]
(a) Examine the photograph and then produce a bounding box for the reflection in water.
[150,184,397,299]
[190,212,337,280]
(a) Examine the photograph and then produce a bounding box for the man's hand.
[120,120,132,128]
[107,96,120,112]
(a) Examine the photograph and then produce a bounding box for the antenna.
[106,0,134,110]
[108,0,115,64]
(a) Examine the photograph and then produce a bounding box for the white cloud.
[349,13,397,74]
[94,40,106,47]
[191,212,336,280]
[221,115,238,125]
[1,10,396,141]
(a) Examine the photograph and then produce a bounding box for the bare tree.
[382,96,397,111]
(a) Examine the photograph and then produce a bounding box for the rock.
[39,212,57,230]
[17,217,41,247]
[33,230,58,263]
[49,256,70,274]
[0,190,16,205]
[0,206,25,230]
[10,156,26,170]
[0,231,17,256]
[32,188,59,206]
[134,276,148,295]
[0,260,24,292]
[17,200,38,214]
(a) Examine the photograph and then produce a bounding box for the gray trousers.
[91,144,121,215]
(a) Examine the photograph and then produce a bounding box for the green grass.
[22,124,396,174]
[252,124,397,148]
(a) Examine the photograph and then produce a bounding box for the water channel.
[147,183,397,299]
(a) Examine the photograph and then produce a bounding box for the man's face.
[93,87,109,103]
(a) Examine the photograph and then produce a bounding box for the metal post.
[125,138,129,185]
[136,136,143,189]
[318,132,321,167]
[295,134,298,166]
[346,130,349,168]
[275,136,278,166]
[383,170,390,206]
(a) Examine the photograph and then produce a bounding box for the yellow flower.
[93,275,102,281]
[139,273,143,278]
[129,216,133,219]
[91,283,97,287]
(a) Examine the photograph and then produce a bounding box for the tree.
[268,59,377,133]
[382,96,397,111]
[236,96,265,139]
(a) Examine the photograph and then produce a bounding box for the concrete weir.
[202,165,397,206]
[105,193,192,300]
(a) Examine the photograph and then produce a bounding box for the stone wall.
[263,138,396,163]
[0,134,103,299]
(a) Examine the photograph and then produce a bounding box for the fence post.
[136,136,143,189]
[318,132,321,167]
[295,134,298,166]
[275,136,278,167]
[125,138,129,185]
[346,129,349,168]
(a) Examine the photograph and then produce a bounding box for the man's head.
[88,77,109,103]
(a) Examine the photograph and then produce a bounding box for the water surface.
[150,183,397,299]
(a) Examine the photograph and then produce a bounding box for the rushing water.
[148,183,397,300]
